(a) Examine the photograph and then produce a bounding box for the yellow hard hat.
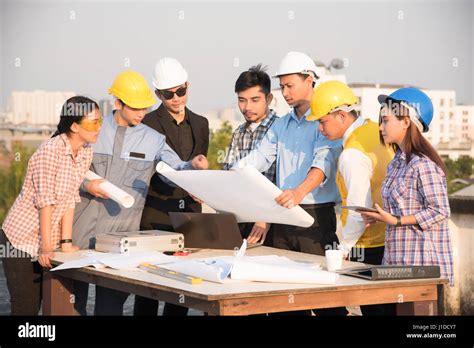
[307,80,358,121]
[108,70,156,109]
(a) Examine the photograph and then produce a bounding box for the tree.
[207,121,233,170]
[445,157,473,180]
[444,158,459,182]
[457,157,474,178]
[444,156,474,194]
[0,144,34,223]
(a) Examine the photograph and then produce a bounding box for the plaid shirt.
[382,151,453,286]
[223,110,278,183]
[2,134,93,257]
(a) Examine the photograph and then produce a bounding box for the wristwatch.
[394,215,402,227]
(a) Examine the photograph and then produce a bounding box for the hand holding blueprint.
[85,171,134,208]
[156,162,314,227]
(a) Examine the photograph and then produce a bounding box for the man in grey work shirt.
[72,70,208,316]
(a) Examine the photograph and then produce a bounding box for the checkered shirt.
[223,111,278,183]
[2,134,93,257]
[382,151,454,286]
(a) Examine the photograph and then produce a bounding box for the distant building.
[0,124,55,152]
[455,105,474,142]
[7,90,75,125]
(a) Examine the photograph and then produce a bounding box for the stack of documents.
[52,241,339,285]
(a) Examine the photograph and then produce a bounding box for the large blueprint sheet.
[156,162,314,227]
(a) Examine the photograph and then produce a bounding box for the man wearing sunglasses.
[135,57,209,316]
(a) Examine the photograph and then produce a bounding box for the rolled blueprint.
[85,170,134,208]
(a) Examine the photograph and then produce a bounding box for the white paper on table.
[150,242,243,283]
[52,242,335,285]
[237,255,320,269]
[156,162,314,227]
[236,238,247,258]
[154,242,329,285]
[160,255,333,285]
[85,171,135,208]
[51,257,103,271]
[51,250,109,271]
[99,251,178,270]
[51,251,177,271]
[230,259,338,284]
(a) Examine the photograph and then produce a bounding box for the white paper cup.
[325,249,343,272]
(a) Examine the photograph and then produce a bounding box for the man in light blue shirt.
[234,52,346,316]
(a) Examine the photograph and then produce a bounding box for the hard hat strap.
[400,101,424,132]
[300,70,318,80]
[332,104,356,115]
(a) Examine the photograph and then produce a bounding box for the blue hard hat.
[378,87,434,132]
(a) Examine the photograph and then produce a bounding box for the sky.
[0,0,473,116]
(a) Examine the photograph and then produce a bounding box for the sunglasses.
[78,117,103,132]
[159,86,187,100]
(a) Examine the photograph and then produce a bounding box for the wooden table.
[43,247,447,316]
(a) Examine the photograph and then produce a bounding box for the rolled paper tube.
[85,170,135,208]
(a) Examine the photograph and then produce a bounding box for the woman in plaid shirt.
[361,88,454,286]
[0,96,101,314]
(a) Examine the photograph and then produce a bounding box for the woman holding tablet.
[360,87,453,286]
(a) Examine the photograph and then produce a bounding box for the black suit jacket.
[140,104,209,231]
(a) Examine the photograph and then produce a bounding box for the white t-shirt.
[248,121,261,132]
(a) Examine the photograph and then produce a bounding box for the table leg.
[397,300,438,315]
[42,271,75,315]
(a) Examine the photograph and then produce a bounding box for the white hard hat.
[273,51,318,79]
[152,57,188,90]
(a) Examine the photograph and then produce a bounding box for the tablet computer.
[341,205,378,213]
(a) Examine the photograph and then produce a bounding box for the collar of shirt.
[163,106,189,125]
[109,110,148,133]
[342,116,367,147]
[109,110,148,129]
[260,109,277,127]
[248,121,261,132]
[59,133,87,163]
[393,149,408,167]
[242,109,276,133]
[109,110,120,130]
[288,107,311,123]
